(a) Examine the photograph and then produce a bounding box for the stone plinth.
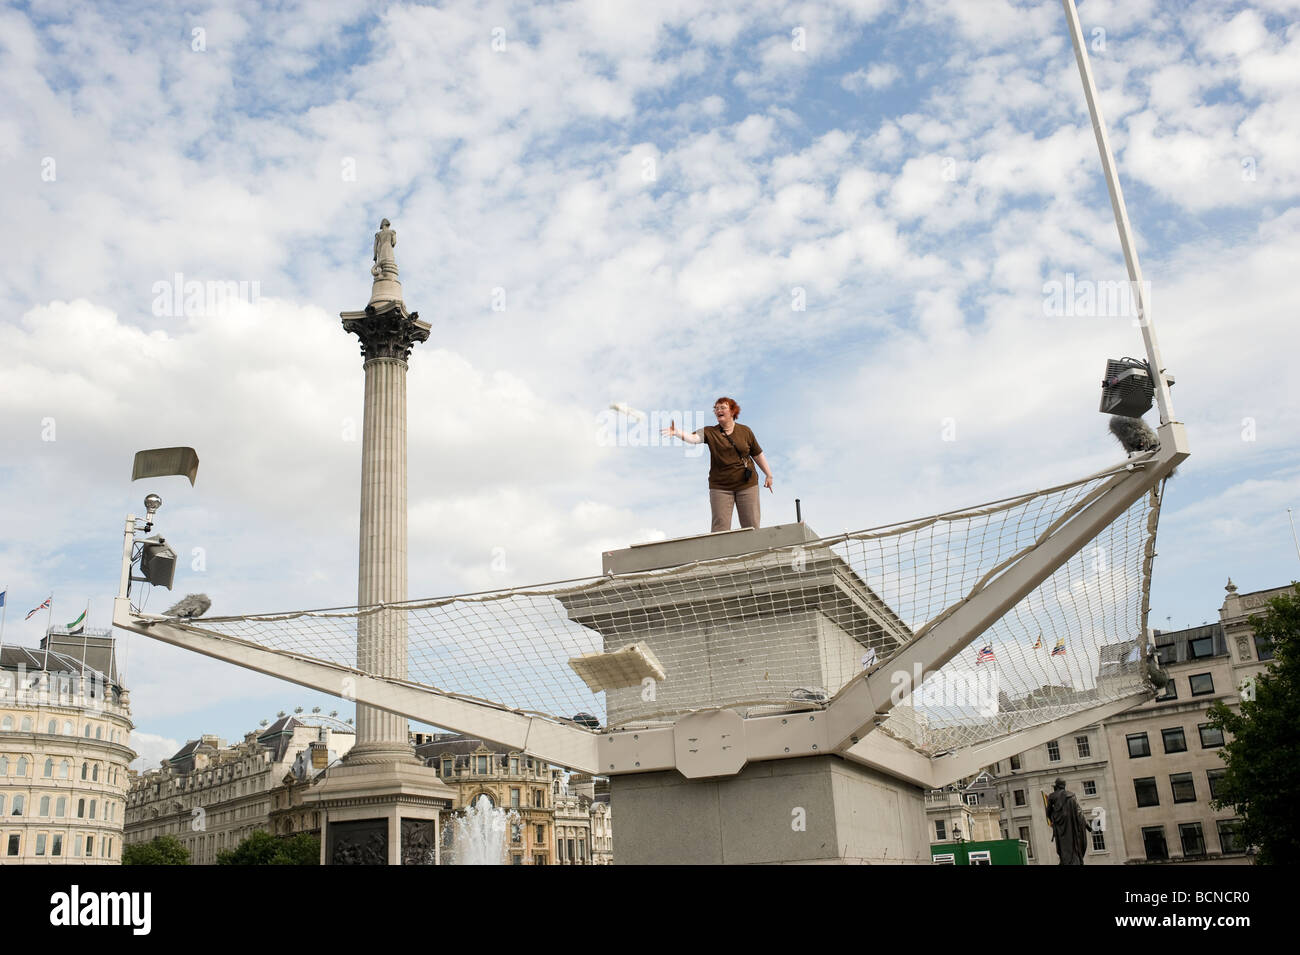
[308,760,455,865]
[560,523,913,727]
[610,755,930,864]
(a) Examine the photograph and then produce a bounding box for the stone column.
[340,238,431,766]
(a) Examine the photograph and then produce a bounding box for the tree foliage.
[122,834,190,865]
[216,830,320,865]
[1205,583,1300,864]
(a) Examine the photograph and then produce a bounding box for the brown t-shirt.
[697,423,763,491]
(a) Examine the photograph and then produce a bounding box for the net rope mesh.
[177,461,1161,758]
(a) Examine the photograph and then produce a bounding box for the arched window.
[83,724,91,738]
[81,762,88,780]
[63,720,72,735]
[12,795,23,815]
[1,716,12,731]
[21,717,32,732]
[56,796,66,817]
[89,799,97,820]
[92,764,99,782]
[39,795,50,816]
[16,757,27,777]
[0,756,8,776]
[47,719,57,734]
[77,799,85,818]
[44,758,53,778]
[0,795,5,815]
[95,726,102,740]
[59,759,70,779]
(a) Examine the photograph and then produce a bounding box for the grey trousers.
[710,485,760,532]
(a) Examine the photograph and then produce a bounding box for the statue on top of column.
[372,218,398,279]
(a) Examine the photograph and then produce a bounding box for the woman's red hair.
[714,396,740,419]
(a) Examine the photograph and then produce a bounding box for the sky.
[1,0,1298,772]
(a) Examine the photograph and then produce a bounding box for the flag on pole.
[1051,637,1067,657]
[66,609,87,635]
[976,645,996,664]
[26,597,51,620]
[0,591,6,608]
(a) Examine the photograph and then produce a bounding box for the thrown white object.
[568,641,666,693]
[609,402,646,422]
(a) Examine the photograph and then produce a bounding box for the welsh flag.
[66,609,86,634]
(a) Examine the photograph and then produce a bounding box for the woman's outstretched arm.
[754,451,774,491]
[661,422,704,444]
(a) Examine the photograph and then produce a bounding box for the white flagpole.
[42,594,53,669]
[1061,0,1177,425]
[0,585,8,657]
[80,600,90,664]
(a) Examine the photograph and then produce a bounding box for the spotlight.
[1100,358,1175,418]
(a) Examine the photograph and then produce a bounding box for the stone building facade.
[0,632,135,865]
[125,715,353,863]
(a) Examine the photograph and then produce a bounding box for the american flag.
[1051,637,1067,657]
[25,596,51,620]
[976,645,996,664]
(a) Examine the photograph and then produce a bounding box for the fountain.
[443,795,518,865]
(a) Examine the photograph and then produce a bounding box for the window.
[36,834,47,856]
[533,789,543,808]
[1075,735,1091,758]
[0,795,4,815]
[44,758,54,777]
[0,717,10,731]
[12,795,23,816]
[89,800,96,820]
[1047,740,1060,762]
[932,853,956,865]
[1207,769,1226,801]
[1188,635,1215,659]
[6,834,18,856]
[510,757,519,774]
[968,850,992,865]
[47,719,57,734]
[1082,779,1097,796]
[1155,641,1176,665]
[1156,679,1178,701]
[1199,723,1224,748]
[52,834,62,856]
[77,799,85,818]
[965,793,978,806]
[535,825,545,844]
[21,717,32,732]
[1019,826,1033,859]
[1170,773,1196,803]
[95,727,102,740]
[84,725,91,738]
[92,765,99,782]
[1142,826,1168,861]
[81,762,88,780]
[1161,727,1187,754]
[1179,822,1206,857]
[935,820,946,840]
[1189,673,1215,696]
[1254,634,1274,662]
[55,796,66,817]
[62,720,72,735]
[0,756,7,775]
[60,759,70,779]
[476,756,487,774]
[510,788,520,808]
[567,839,575,863]
[1127,733,1151,758]
[1014,789,1026,806]
[1134,777,1160,807]
[1217,819,1245,855]
[1010,755,1021,771]
[440,759,451,776]
[1092,829,1106,851]
[39,796,50,817]
[15,757,25,777]
[73,836,81,858]
[511,854,522,865]
[511,823,521,844]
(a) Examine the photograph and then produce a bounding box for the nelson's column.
[307,219,456,864]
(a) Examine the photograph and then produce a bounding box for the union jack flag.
[976,645,996,664]
[25,596,51,620]
[1051,637,1067,657]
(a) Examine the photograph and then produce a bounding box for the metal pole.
[1061,0,1177,424]
[1288,508,1300,567]
[795,498,802,523]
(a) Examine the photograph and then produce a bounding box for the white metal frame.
[111,1,1187,789]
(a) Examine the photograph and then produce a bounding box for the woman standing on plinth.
[662,397,774,532]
